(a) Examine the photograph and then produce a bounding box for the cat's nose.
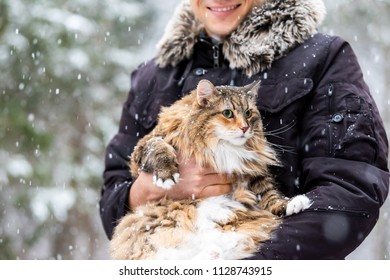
[240,126,249,133]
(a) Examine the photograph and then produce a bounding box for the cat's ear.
[246,80,261,99]
[196,79,215,107]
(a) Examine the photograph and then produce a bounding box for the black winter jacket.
[100,0,389,259]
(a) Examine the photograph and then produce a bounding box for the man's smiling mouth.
[208,4,241,13]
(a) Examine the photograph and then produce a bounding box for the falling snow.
[0,0,389,260]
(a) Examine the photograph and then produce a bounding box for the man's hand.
[129,153,232,210]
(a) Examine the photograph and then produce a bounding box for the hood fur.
[157,0,326,76]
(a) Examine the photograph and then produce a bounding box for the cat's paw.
[197,196,243,227]
[153,172,180,190]
[285,195,312,216]
[210,207,235,224]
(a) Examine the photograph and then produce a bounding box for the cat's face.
[196,79,261,146]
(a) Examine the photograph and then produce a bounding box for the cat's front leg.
[141,137,180,190]
[259,191,312,217]
[249,177,311,216]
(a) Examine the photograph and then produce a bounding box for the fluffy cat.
[110,79,311,260]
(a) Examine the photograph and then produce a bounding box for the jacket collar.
[156,0,326,77]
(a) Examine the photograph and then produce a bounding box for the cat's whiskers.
[263,120,296,137]
[260,121,297,154]
[267,142,297,155]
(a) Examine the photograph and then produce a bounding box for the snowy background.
[0,0,389,259]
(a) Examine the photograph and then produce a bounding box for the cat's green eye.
[245,110,252,118]
[222,109,234,119]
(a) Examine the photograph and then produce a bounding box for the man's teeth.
[210,5,238,12]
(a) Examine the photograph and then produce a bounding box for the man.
[100,0,389,259]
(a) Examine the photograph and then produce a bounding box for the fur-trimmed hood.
[157,0,326,76]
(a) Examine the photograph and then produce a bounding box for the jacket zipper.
[212,44,220,68]
[327,83,334,155]
[305,207,370,218]
[199,34,221,68]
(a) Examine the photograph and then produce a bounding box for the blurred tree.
[0,0,158,259]
[0,0,8,38]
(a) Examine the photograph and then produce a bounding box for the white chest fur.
[213,142,258,174]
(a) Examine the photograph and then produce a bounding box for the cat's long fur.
[110,80,311,260]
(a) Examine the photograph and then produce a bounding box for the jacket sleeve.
[99,64,148,239]
[251,37,389,259]
[99,93,138,239]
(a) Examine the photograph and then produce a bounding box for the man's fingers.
[197,183,233,198]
